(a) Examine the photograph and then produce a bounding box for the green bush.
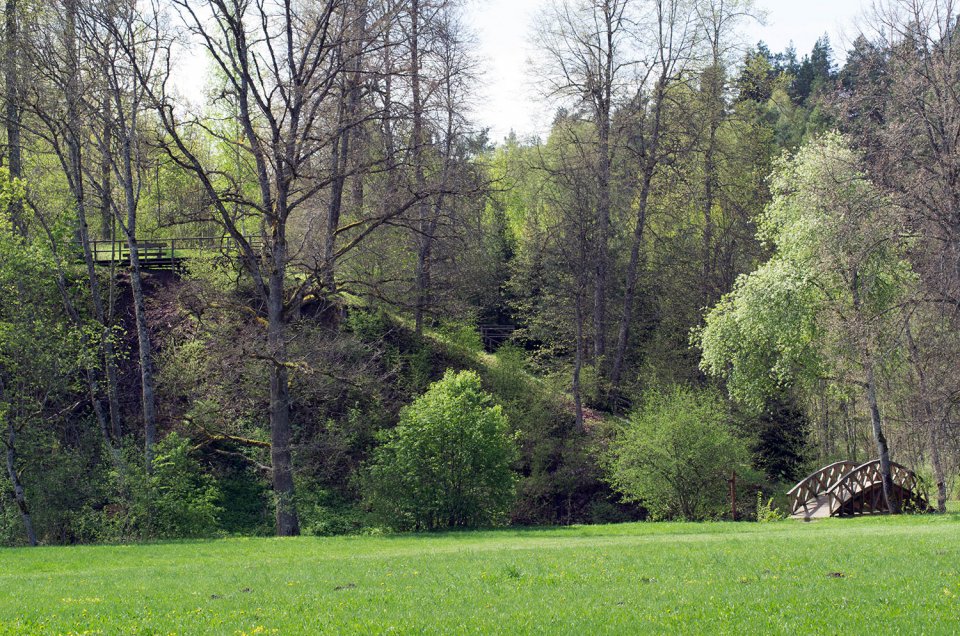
[437,322,484,354]
[487,345,532,403]
[605,386,754,521]
[400,346,433,394]
[0,498,24,546]
[364,369,518,530]
[345,308,392,343]
[100,434,223,541]
[1,424,111,545]
[296,482,370,536]
[217,466,272,535]
[755,490,784,522]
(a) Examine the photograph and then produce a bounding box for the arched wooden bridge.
[787,459,930,520]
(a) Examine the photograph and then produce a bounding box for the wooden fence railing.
[478,324,515,350]
[787,460,859,516]
[85,236,262,268]
[826,460,926,516]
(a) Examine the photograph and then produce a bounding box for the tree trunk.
[4,0,23,235]
[608,80,667,403]
[906,324,947,512]
[572,291,585,432]
[101,126,122,439]
[819,379,830,461]
[851,275,897,513]
[323,108,350,291]
[592,2,616,363]
[2,381,36,547]
[118,127,157,467]
[127,243,157,466]
[267,259,299,536]
[99,99,114,241]
[700,63,724,306]
[923,401,947,513]
[415,223,435,334]
[863,355,899,513]
[410,0,431,335]
[608,163,655,403]
[593,108,610,362]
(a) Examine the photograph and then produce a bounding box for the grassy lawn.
[2,515,959,634]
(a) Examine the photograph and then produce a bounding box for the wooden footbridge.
[86,236,260,270]
[787,460,930,520]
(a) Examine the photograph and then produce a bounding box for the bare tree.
[863,0,960,309]
[534,0,637,362]
[322,0,370,292]
[905,316,948,511]
[850,0,960,507]
[143,0,440,535]
[410,1,474,333]
[26,0,125,444]
[608,0,699,402]
[84,0,164,467]
[693,0,756,305]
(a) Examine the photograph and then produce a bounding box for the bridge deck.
[791,494,831,521]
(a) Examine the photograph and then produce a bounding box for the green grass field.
[2,515,959,634]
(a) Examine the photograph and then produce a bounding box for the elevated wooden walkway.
[787,460,930,520]
[85,237,260,270]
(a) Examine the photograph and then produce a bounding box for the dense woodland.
[1,0,959,545]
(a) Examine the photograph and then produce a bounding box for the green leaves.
[0,170,91,410]
[604,386,752,521]
[364,369,518,531]
[696,133,916,408]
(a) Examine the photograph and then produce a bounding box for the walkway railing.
[86,236,262,268]
[478,324,515,350]
[787,460,858,516]
[826,460,923,516]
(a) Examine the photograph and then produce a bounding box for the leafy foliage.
[102,434,223,541]
[697,133,916,408]
[364,370,517,530]
[605,386,753,520]
[755,490,785,523]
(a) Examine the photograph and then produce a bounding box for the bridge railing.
[825,460,919,516]
[786,460,859,515]
[478,324,515,351]
[86,236,263,266]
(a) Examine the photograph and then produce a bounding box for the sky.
[172,0,871,143]
[465,0,871,141]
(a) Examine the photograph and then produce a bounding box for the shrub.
[101,434,223,541]
[295,477,371,536]
[364,369,517,530]
[217,466,273,535]
[345,307,392,343]
[756,490,785,522]
[437,322,484,354]
[605,386,753,521]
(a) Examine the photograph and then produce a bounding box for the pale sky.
[172,0,870,143]
[465,0,871,141]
